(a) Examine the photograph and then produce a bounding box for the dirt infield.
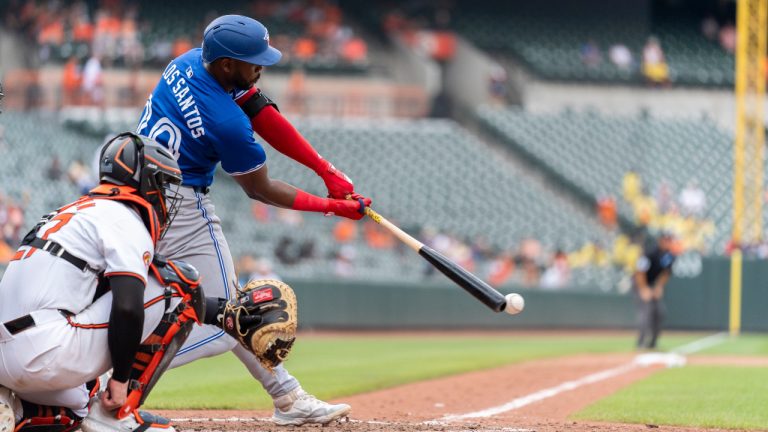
[159,353,759,432]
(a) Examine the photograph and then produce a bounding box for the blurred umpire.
[633,231,676,350]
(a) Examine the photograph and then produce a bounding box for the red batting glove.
[316,159,360,200]
[293,189,371,220]
[326,196,371,220]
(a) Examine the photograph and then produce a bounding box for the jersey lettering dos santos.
[137,48,266,188]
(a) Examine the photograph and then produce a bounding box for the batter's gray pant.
[161,186,300,398]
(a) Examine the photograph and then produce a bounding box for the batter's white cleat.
[0,386,18,432]
[81,397,175,432]
[272,388,351,426]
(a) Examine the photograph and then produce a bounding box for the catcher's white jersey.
[0,198,154,322]
[0,197,169,413]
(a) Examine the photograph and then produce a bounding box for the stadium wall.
[287,258,767,331]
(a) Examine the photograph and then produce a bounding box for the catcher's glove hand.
[222,279,298,371]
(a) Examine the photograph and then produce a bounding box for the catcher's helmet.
[99,132,183,233]
[201,15,282,66]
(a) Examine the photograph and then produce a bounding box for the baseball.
[504,293,525,315]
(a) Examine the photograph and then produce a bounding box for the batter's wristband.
[357,198,365,215]
[292,189,329,212]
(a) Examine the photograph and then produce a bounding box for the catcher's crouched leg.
[82,258,205,432]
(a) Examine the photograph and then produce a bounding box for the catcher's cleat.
[0,386,16,432]
[271,389,351,426]
[81,397,174,432]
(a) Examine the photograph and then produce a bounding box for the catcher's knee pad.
[118,256,204,418]
[15,400,82,432]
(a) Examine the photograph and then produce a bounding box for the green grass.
[145,332,752,412]
[574,366,768,429]
[149,333,692,409]
[692,333,768,355]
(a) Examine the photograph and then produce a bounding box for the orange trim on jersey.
[115,139,135,174]
[76,201,96,210]
[105,272,147,286]
[24,247,37,258]
[65,315,109,329]
[10,250,24,261]
[145,155,182,174]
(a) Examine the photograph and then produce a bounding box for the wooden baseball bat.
[364,207,508,313]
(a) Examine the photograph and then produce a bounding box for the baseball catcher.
[216,279,298,371]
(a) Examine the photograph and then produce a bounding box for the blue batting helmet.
[202,15,282,66]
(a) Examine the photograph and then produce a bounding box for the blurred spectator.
[172,36,194,59]
[276,207,303,226]
[47,155,63,181]
[293,36,318,63]
[654,180,675,214]
[334,244,356,278]
[540,249,571,289]
[363,220,395,249]
[641,36,670,86]
[701,15,719,41]
[608,44,633,71]
[488,64,508,105]
[333,218,358,244]
[250,201,273,223]
[81,55,104,105]
[519,237,542,286]
[622,170,642,203]
[238,254,281,285]
[67,159,95,195]
[340,36,368,64]
[596,194,618,230]
[488,252,515,287]
[718,22,736,54]
[579,40,602,67]
[679,181,706,217]
[274,236,314,265]
[61,57,82,106]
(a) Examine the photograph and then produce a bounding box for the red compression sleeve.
[250,104,328,174]
[292,189,329,212]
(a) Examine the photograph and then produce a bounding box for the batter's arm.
[232,163,297,208]
[232,165,369,220]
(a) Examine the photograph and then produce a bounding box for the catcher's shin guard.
[14,400,82,432]
[117,256,204,419]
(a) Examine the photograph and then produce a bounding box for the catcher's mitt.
[222,279,298,371]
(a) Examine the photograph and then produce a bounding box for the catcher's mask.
[99,132,183,236]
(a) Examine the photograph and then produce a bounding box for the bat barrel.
[419,246,507,312]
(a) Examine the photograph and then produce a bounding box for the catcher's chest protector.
[118,256,204,420]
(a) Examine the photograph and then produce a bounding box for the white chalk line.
[671,331,728,355]
[430,332,727,423]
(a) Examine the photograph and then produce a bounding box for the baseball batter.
[0,133,195,432]
[135,14,371,426]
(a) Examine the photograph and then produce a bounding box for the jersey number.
[137,96,182,159]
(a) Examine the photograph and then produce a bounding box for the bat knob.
[504,293,525,315]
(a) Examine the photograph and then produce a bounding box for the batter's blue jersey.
[137,48,265,187]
